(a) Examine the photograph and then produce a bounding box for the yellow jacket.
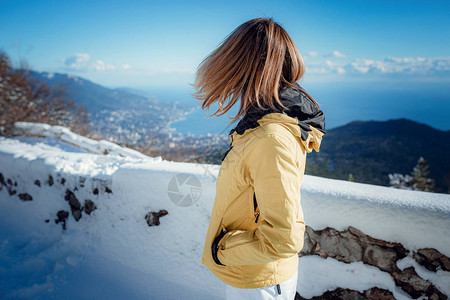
[201,83,326,289]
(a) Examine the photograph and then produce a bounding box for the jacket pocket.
[248,188,260,224]
[211,223,228,266]
[253,192,260,223]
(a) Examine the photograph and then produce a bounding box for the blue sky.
[1,0,449,88]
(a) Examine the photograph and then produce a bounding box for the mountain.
[25,71,195,146]
[306,118,450,193]
[28,71,180,113]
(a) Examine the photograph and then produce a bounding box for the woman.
[193,18,326,300]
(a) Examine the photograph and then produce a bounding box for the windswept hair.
[192,17,317,124]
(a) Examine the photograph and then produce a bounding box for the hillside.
[25,70,195,146]
[0,122,449,299]
[28,71,179,113]
[306,119,450,193]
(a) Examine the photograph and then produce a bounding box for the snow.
[0,122,449,299]
[301,175,450,256]
[14,122,157,161]
[397,256,450,296]
[298,256,413,300]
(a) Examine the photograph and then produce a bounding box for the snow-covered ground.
[0,123,449,300]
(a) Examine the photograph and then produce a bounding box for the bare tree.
[0,50,90,136]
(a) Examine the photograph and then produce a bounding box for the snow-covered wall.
[1,124,449,299]
[14,122,155,160]
[301,175,450,257]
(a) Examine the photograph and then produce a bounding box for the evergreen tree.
[412,157,435,192]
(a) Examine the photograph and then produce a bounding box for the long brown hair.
[191,17,316,124]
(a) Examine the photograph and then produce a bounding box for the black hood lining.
[228,83,326,141]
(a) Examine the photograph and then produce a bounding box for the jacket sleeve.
[216,134,306,266]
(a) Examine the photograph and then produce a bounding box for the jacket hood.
[228,82,326,153]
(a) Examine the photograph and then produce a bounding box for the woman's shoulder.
[244,122,299,156]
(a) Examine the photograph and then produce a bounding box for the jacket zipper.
[253,192,260,223]
[254,191,279,295]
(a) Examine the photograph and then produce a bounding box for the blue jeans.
[225,269,298,300]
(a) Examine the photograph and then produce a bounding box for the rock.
[18,193,33,201]
[145,210,168,226]
[392,267,429,298]
[413,248,450,272]
[55,210,69,230]
[64,189,82,221]
[392,267,445,299]
[93,188,99,195]
[364,287,396,299]
[7,178,12,185]
[56,210,69,222]
[299,226,447,299]
[105,187,112,194]
[45,219,49,223]
[65,189,81,209]
[0,172,5,186]
[83,200,97,215]
[34,180,41,187]
[72,209,82,221]
[299,226,408,273]
[61,178,66,185]
[48,175,54,186]
[295,287,395,300]
[429,287,448,300]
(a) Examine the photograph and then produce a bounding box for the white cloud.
[350,59,374,74]
[325,60,335,68]
[332,50,347,58]
[62,53,131,72]
[63,53,90,69]
[307,60,347,75]
[349,57,450,75]
[337,67,346,74]
[306,56,450,76]
[305,66,328,74]
[323,50,347,58]
[303,51,319,61]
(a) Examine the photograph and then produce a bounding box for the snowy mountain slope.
[0,123,449,300]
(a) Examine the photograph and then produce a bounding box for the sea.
[142,81,450,136]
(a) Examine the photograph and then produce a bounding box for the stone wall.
[296,226,448,299]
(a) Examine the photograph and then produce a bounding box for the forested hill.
[306,118,450,193]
